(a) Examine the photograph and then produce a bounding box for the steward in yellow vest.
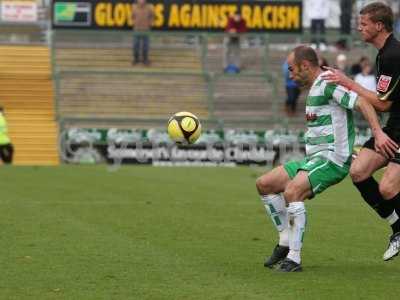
[0,107,13,164]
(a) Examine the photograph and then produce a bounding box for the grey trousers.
[223,38,241,68]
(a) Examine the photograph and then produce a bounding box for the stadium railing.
[52,30,276,131]
[52,29,374,135]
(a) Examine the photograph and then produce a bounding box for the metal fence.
[51,29,375,134]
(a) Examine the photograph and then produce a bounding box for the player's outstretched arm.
[355,98,398,158]
[321,67,392,112]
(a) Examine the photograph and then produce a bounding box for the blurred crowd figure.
[282,60,300,117]
[336,0,354,50]
[340,0,353,35]
[350,56,369,76]
[318,56,329,68]
[354,59,376,92]
[224,12,247,73]
[132,0,154,66]
[0,107,13,164]
[351,56,376,126]
[305,0,329,50]
[305,0,400,51]
[334,54,351,76]
[331,54,375,90]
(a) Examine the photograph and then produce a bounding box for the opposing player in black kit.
[322,2,400,261]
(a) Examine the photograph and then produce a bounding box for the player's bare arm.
[355,98,398,157]
[322,67,393,112]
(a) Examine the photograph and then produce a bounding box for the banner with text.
[52,0,302,32]
[1,1,38,22]
[60,128,310,166]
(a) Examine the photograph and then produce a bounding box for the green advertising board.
[53,2,91,26]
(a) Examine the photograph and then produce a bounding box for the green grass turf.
[0,165,399,299]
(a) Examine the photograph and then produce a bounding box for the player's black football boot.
[276,258,302,272]
[264,244,289,268]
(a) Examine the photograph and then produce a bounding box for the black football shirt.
[376,34,400,129]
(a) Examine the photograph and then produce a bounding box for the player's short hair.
[293,45,319,67]
[360,2,393,32]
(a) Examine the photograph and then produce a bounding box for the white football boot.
[383,232,400,261]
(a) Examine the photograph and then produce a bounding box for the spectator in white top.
[305,0,330,50]
[354,61,376,92]
[353,58,376,127]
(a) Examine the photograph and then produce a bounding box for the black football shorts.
[363,127,400,164]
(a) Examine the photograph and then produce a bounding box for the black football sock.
[353,177,395,218]
[386,193,400,234]
[391,219,400,234]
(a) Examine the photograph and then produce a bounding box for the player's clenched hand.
[374,130,399,158]
[321,66,352,88]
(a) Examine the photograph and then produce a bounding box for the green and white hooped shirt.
[305,73,358,167]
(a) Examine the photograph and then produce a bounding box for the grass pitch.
[1,165,399,299]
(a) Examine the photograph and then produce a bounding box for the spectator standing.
[283,60,300,116]
[0,107,13,164]
[350,56,370,77]
[337,0,354,50]
[353,60,377,127]
[334,54,351,76]
[354,61,376,92]
[340,0,353,35]
[132,0,154,65]
[306,0,330,50]
[224,12,247,73]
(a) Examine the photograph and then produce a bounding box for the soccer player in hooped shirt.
[322,2,400,261]
[256,45,397,272]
